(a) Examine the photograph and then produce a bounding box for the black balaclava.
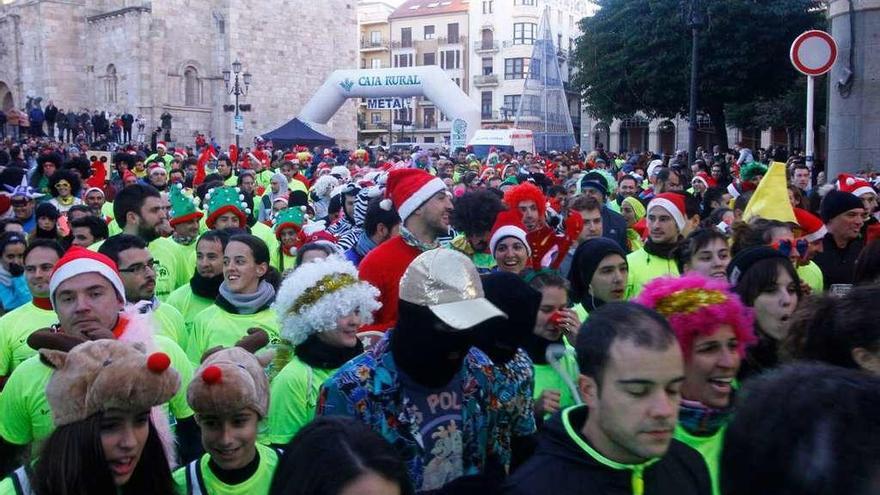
[568,237,627,313]
[391,300,474,388]
[473,272,541,364]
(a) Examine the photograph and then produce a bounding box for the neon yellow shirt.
[187,305,279,364]
[625,247,680,298]
[798,260,824,294]
[250,222,278,259]
[153,302,188,351]
[533,349,579,418]
[0,302,57,376]
[674,424,726,495]
[0,334,193,449]
[166,284,214,336]
[173,443,280,495]
[265,355,336,445]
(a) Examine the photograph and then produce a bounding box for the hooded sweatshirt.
[504,406,711,495]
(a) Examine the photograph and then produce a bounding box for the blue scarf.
[678,398,733,436]
[354,231,377,257]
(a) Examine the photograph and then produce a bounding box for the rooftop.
[388,0,468,20]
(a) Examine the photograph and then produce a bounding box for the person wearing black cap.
[578,172,628,250]
[569,237,628,321]
[813,190,865,290]
[727,246,802,381]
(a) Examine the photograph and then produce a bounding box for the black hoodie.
[504,406,710,495]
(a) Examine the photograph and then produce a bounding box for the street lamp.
[684,0,704,167]
[223,59,251,150]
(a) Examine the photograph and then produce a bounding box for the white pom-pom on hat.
[380,198,392,211]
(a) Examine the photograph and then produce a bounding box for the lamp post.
[222,60,252,150]
[685,0,704,167]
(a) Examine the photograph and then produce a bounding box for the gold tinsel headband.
[655,288,727,316]
[289,273,358,315]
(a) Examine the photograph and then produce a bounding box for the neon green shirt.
[153,302,188,351]
[265,355,336,445]
[625,247,680,299]
[250,222,278,259]
[572,303,589,323]
[533,350,579,418]
[173,443,280,495]
[187,305,279,364]
[0,334,193,449]
[166,284,214,336]
[674,424,726,495]
[797,260,824,294]
[0,302,57,376]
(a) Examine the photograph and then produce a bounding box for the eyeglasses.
[772,238,808,260]
[118,259,157,274]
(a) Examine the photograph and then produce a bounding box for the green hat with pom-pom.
[168,183,203,226]
[204,185,249,229]
[273,207,307,238]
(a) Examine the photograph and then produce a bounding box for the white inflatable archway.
[299,66,480,145]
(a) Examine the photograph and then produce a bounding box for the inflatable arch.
[299,66,481,145]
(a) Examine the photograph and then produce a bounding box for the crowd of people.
[0,129,876,495]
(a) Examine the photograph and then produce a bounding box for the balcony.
[360,39,390,51]
[473,74,499,87]
[481,110,516,122]
[391,40,415,49]
[474,40,499,53]
[437,35,467,46]
[502,40,534,49]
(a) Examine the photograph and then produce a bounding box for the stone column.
[827,0,880,175]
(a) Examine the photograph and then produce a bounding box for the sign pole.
[805,75,814,170]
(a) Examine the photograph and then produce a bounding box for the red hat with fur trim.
[794,207,827,243]
[49,246,126,308]
[489,209,531,256]
[647,193,688,231]
[838,173,875,198]
[379,168,447,222]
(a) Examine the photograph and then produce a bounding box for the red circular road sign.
[790,30,838,76]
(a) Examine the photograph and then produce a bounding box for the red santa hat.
[793,207,827,243]
[379,168,446,222]
[692,171,717,189]
[148,162,166,175]
[283,152,296,162]
[296,220,338,247]
[49,247,126,308]
[173,149,186,161]
[156,141,167,151]
[489,209,531,256]
[647,193,688,231]
[838,173,875,198]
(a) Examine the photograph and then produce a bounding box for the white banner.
[366,97,411,110]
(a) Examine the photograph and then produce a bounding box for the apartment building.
[358,0,398,145]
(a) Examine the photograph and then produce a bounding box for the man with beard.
[98,234,187,350]
[450,189,505,273]
[83,186,112,222]
[96,184,188,301]
[0,247,197,472]
[167,231,229,337]
[167,183,204,263]
[504,302,710,495]
[319,249,512,492]
[358,168,453,331]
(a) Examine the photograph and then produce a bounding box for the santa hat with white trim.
[156,142,167,152]
[794,207,827,243]
[838,173,875,198]
[379,168,447,222]
[489,209,531,255]
[49,246,126,308]
[647,193,687,232]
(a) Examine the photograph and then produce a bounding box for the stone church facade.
[0,0,358,148]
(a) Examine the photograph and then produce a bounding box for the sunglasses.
[772,238,808,260]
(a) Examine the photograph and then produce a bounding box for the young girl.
[30,203,62,243]
[174,343,279,494]
[0,339,180,494]
[266,255,379,447]
[675,228,731,280]
[187,234,280,363]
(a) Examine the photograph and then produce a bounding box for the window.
[503,95,521,117]
[423,52,436,65]
[104,64,117,103]
[371,112,382,124]
[513,23,537,44]
[480,28,494,50]
[370,31,381,43]
[504,58,530,79]
[441,50,460,69]
[481,91,493,119]
[514,0,536,5]
[482,0,493,13]
[401,27,412,47]
[423,108,435,128]
[424,137,435,144]
[371,58,382,69]
[424,25,435,39]
[394,53,413,67]
[394,108,412,123]
[447,23,459,43]
[482,57,493,75]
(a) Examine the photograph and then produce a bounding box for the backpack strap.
[184,459,207,495]
[10,466,32,495]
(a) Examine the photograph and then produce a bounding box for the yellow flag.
[742,162,797,224]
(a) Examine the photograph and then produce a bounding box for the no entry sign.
[790,30,838,76]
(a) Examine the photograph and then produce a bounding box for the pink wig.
[503,182,546,218]
[634,274,756,359]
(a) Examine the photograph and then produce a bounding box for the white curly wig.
[272,255,380,345]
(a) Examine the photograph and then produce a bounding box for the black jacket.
[813,233,863,289]
[602,206,630,253]
[504,406,710,495]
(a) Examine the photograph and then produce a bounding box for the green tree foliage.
[573,0,824,150]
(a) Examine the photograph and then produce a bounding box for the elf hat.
[188,346,273,417]
[168,183,203,227]
[41,339,180,427]
[837,173,875,198]
[272,254,380,345]
[49,246,126,308]
[379,168,447,222]
[156,142,167,151]
[489,209,531,256]
[204,185,249,229]
[794,207,827,243]
[273,206,306,238]
[647,193,688,231]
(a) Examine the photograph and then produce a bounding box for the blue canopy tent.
[260,118,335,148]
